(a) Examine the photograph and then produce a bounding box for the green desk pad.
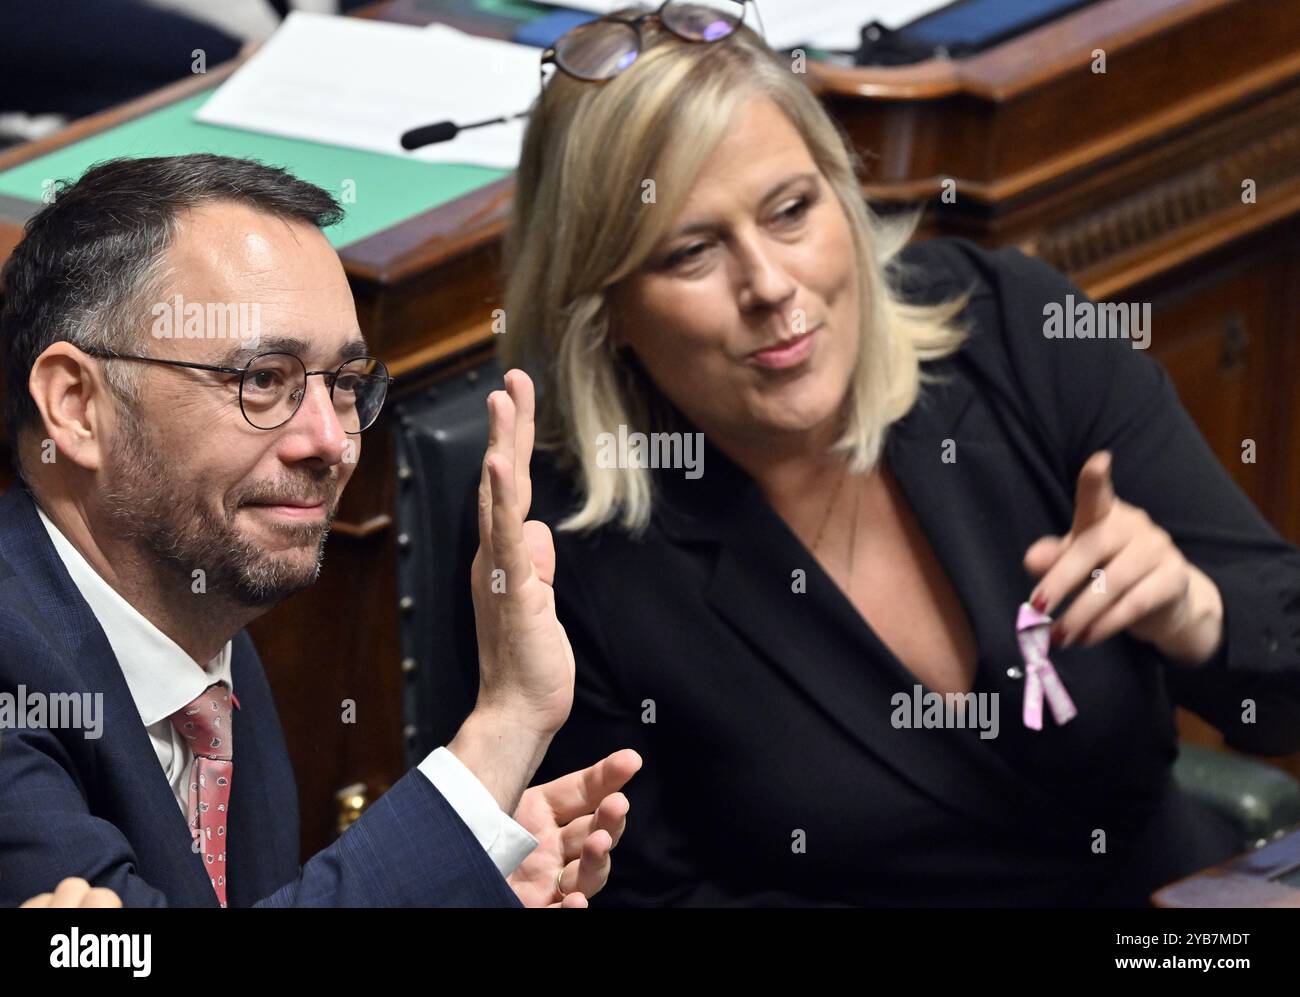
[0,2,814,250]
[0,89,511,249]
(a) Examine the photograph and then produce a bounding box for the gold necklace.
[812,461,849,550]
[812,462,861,598]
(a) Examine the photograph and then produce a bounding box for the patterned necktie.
[169,683,233,907]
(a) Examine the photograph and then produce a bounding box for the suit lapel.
[0,488,218,906]
[663,360,1063,833]
[70,625,219,907]
[224,632,300,906]
[880,366,1068,822]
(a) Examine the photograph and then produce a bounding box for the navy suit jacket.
[0,484,520,907]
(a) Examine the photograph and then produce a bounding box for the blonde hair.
[500,12,969,534]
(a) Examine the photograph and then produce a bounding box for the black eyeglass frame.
[80,347,395,434]
[539,0,763,85]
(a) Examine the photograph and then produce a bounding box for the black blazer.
[519,237,1300,906]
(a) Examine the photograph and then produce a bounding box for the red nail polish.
[1050,624,1065,646]
[1032,593,1047,613]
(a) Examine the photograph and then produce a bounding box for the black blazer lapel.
[660,363,1065,835]
[703,494,1056,835]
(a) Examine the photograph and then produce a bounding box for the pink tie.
[170,683,233,907]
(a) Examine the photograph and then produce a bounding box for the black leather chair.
[1173,743,1300,849]
[392,359,505,766]
[391,357,1300,850]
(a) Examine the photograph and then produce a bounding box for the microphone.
[400,109,530,151]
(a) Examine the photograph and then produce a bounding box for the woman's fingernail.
[1050,624,1066,646]
[1032,593,1047,613]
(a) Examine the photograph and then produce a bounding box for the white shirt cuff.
[417,746,538,878]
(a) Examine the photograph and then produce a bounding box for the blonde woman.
[485,2,1300,905]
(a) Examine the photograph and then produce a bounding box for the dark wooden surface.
[1154,824,1300,906]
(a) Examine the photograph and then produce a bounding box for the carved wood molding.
[1032,115,1300,280]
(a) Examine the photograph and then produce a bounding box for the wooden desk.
[0,0,1297,868]
[1155,824,1300,906]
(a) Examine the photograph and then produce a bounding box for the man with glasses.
[0,153,638,907]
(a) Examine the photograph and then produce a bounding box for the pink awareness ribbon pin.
[1016,602,1078,730]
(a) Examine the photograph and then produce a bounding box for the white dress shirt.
[36,507,536,880]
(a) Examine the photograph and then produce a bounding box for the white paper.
[195,11,538,168]
[560,1,955,49]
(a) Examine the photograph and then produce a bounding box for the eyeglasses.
[399,2,763,152]
[541,1,762,84]
[81,349,394,433]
